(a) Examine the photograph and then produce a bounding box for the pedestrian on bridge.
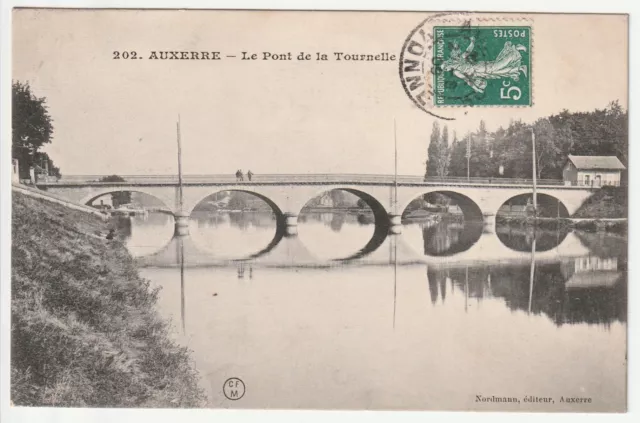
[235,169,244,182]
[247,170,254,181]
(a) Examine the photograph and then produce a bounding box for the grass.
[572,186,628,219]
[11,191,206,407]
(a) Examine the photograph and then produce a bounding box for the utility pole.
[394,118,398,214]
[464,266,469,313]
[528,236,536,314]
[530,128,537,216]
[176,115,184,211]
[466,131,471,181]
[178,236,186,334]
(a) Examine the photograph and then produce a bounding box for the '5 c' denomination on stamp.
[433,26,531,106]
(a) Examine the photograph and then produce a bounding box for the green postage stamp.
[432,26,531,106]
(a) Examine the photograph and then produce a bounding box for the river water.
[116,210,627,411]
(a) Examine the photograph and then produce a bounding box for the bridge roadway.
[39,174,596,235]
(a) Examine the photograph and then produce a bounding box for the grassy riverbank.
[11,191,205,407]
[572,186,627,219]
[495,186,627,235]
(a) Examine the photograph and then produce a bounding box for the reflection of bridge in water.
[146,228,626,331]
[137,229,593,269]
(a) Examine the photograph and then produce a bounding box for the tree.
[98,175,131,207]
[435,125,451,178]
[34,151,61,179]
[12,81,54,179]
[426,121,441,178]
[329,190,349,207]
[449,133,468,177]
[447,101,627,181]
[469,120,493,177]
[532,118,565,179]
[549,101,627,167]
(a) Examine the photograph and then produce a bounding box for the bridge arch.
[188,189,285,220]
[187,189,287,260]
[399,190,484,222]
[294,186,391,222]
[296,187,391,260]
[80,188,173,212]
[496,192,570,219]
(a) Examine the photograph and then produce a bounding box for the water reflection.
[128,212,626,410]
[297,212,378,260]
[403,218,483,256]
[189,210,278,260]
[118,212,630,329]
[497,224,570,252]
[426,256,626,326]
[114,212,175,257]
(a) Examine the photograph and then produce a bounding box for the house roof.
[567,155,626,170]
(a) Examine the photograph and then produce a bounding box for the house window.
[584,174,590,186]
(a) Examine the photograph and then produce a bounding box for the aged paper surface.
[9,9,628,413]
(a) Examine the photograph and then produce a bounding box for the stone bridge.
[39,174,596,234]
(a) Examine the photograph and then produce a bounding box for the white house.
[562,155,626,187]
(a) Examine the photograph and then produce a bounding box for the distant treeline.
[426,101,628,181]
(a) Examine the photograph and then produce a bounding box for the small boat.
[112,204,148,216]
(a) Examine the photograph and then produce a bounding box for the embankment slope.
[11,191,204,407]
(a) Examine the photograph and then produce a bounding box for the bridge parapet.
[41,174,569,187]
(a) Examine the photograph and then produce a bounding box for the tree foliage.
[426,121,441,178]
[12,81,55,179]
[34,152,62,179]
[426,121,452,179]
[435,125,450,178]
[447,102,628,180]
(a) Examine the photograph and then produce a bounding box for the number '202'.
[113,51,138,59]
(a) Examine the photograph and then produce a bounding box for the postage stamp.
[400,15,533,114]
[433,26,531,106]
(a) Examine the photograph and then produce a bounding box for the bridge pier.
[388,213,402,235]
[174,211,190,236]
[283,212,299,236]
[284,212,299,226]
[284,225,298,237]
[483,214,496,233]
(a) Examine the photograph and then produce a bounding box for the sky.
[12,10,628,176]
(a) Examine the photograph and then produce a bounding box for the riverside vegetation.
[11,191,205,407]
[495,186,627,234]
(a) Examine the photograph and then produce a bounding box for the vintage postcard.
[6,8,628,414]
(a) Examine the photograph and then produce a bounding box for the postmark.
[399,15,533,114]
